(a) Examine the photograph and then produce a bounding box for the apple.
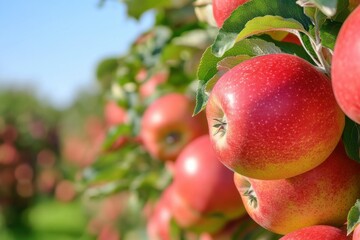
[169,187,230,234]
[206,53,344,180]
[280,225,348,240]
[171,135,246,233]
[234,142,360,235]
[104,101,128,127]
[136,69,168,98]
[331,6,360,124]
[354,224,360,240]
[147,186,173,240]
[140,93,208,161]
[0,143,19,165]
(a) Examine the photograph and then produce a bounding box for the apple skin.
[234,142,360,235]
[354,224,360,240]
[140,93,208,161]
[171,135,246,233]
[212,0,248,27]
[331,6,360,124]
[147,186,173,240]
[206,53,344,180]
[280,225,348,240]
[136,69,168,98]
[104,101,127,127]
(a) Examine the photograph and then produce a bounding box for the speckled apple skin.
[141,93,208,161]
[354,224,360,240]
[280,225,348,240]
[332,6,360,124]
[234,143,360,235]
[207,53,344,180]
[173,135,245,221]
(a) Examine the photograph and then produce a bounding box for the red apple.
[331,6,360,124]
[354,224,360,240]
[147,186,173,240]
[212,0,248,27]
[104,101,128,127]
[140,93,208,161]
[234,142,360,235]
[136,69,168,98]
[0,143,19,165]
[280,225,348,240]
[206,53,344,180]
[171,135,246,233]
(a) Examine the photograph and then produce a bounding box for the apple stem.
[213,118,227,137]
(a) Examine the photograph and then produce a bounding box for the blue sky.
[0,1,154,108]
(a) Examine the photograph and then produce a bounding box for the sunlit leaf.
[212,0,311,57]
[347,199,360,235]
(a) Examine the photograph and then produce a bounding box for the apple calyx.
[212,118,227,137]
[165,132,182,145]
[242,184,258,209]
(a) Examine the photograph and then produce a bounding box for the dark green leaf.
[343,117,360,162]
[347,199,360,235]
[198,38,282,82]
[212,0,311,57]
[320,21,341,49]
[194,81,208,115]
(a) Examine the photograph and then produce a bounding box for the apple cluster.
[200,0,360,238]
[90,0,360,239]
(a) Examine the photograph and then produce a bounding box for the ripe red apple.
[136,69,168,98]
[234,142,360,235]
[104,101,128,127]
[0,143,19,165]
[147,186,173,240]
[212,0,248,27]
[331,6,360,124]
[171,135,246,233]
[354,224,360,240]
[280,225,348,240]
[206,53,344,180]
[140,93,208,161]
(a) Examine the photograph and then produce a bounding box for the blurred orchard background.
[0,1,156,239]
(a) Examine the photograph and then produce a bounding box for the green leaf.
[194,81,209,115]
[217,56,252,75]
[347,199,360,235]
[343,117,360,162]
[212,0,311,57]
[102,124,132,151]
[235,16,306,43]
[307,0,338,17]
[198,38,282,82]
[319,21,341,50]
